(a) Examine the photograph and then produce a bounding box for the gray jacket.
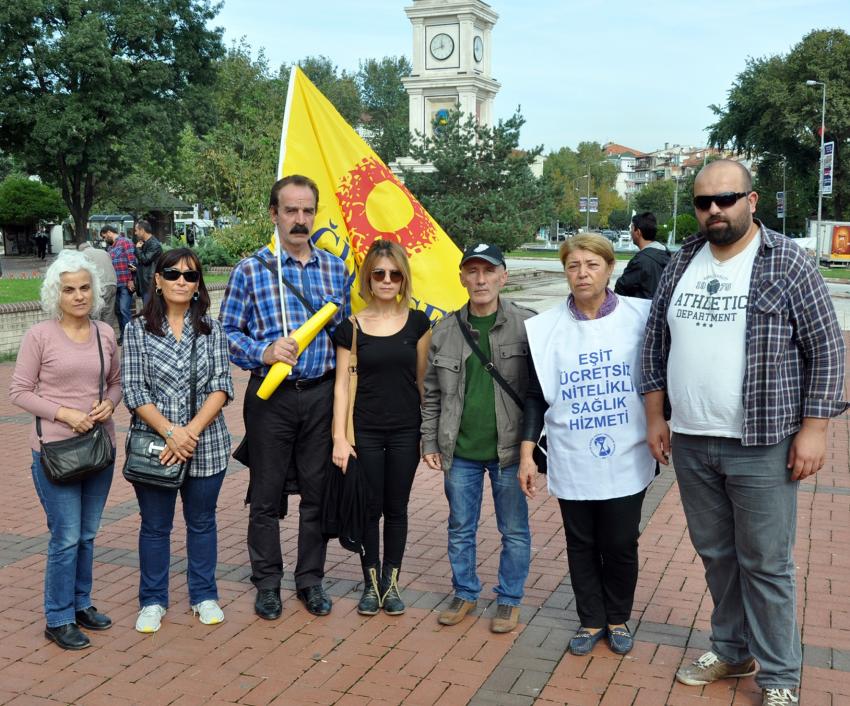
[421,298,536,471]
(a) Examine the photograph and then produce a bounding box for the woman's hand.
[162,424,199,463]
[56,407,95,434]
[332,438,356,471]
[88,399,114,423]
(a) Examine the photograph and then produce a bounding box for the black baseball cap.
[460,243,506,267]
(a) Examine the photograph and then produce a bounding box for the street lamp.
[805,79,826,248]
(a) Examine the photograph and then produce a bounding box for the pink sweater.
[10,319,122,450]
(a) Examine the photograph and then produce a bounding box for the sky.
[212,0,850,155]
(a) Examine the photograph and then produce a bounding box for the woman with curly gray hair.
[10,250,121,651]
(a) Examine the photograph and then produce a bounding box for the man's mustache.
[290,224,310,234]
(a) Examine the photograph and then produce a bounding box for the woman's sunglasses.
[370,268,403,283]
[693,191,750,211]
[161,268,201,283]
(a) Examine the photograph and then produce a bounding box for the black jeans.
[244,375,333,591]
[558,488,646,628]
[354,426,420,568]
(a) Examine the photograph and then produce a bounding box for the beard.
[700,213,751,246]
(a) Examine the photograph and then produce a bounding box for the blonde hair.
[559,234,615,269]
[358,240,413,306]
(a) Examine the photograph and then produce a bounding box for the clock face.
[429,33,454,61]
[473,36,484,62]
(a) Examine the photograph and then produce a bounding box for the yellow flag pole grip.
[256,301,340,400]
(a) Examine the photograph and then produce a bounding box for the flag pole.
[273,66,300,339]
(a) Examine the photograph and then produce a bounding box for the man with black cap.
[421,243,535,634]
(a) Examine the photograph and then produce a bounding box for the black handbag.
[123,335,197,488]
[37,325,115,484]
[456,312,548,473]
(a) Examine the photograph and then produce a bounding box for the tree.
[542,143,622,229]
[658,213,699,244]
[0,177,66,227]
[633,180,676,224]
[708,29,850,222]
[608,208,631,230]
[0,1,224,243]
[357,56,411,163]
[402,110,551,251]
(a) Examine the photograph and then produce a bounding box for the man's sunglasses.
[693,192,750,211]
[161,268,201,283]
[371,268,403,283]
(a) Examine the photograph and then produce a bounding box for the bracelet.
[165,424,175,439]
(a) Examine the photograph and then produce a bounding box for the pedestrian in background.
[78,240,118,333]
[134,219,163,304]
[102,225,136,343]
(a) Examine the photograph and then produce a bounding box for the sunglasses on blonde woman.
[371,268,403,283]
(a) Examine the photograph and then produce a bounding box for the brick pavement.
[1,351,849,705]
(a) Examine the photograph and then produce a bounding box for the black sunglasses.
[161,268,201,283]
[371,268,403,283]
[693,192,750,211]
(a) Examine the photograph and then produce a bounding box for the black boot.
[357,565,381,616]
[380,563,405,615]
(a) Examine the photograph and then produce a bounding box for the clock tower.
[402,0,500,139]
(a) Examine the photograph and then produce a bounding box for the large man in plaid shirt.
[220,174,349,621]
[641,160,846,706]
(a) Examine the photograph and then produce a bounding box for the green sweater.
[454,311,498,461]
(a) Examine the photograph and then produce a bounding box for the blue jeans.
[444,457,531,606]
[672,433,800,689]
[115,285,134,338]
[30,450,114,627]
[134,471,225,608]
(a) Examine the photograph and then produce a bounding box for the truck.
[808,219,850,267]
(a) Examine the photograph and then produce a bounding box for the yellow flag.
[277,66,467,319]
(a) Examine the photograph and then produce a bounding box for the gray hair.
[40,250,105,319]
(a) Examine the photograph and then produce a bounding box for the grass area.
[506,249,635,261]
[0,278,42,304]
[821,267,850,280]
[0,271,230,305]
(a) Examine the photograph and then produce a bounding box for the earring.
[155,287,163,295]
[192,291,199,301]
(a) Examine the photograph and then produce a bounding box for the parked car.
[601,229,618,243]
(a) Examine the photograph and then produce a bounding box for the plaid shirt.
[121,315,235,477]
[219,244,350,377]
[108,235,136,287]
[640,222,847,446]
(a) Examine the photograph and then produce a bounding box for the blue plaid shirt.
[640,222,847,446]
[219,244,350,378]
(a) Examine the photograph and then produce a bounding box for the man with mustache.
[641,160,846,706]
[220,175,349,620]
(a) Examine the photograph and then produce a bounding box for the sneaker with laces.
[762,688,798,706]
[135,604,166,634]
[437,596,477,626]
[675,651,757,686]
[192,600,224,625]
[490,604,520,633]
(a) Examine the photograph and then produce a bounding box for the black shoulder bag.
[123,334,198,488]
[456,312,548,473]
[37,325,115,484]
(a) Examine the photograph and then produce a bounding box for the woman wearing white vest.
[519,234,655,657]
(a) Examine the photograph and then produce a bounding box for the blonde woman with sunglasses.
[332,240,431,616]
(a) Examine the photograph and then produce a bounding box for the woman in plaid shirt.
[121,248,234,634]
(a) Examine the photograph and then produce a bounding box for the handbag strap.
[36,323,105,441]
[345,317,358,445]
[456,309,525,411]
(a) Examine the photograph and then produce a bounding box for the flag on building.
[277,66,467,319]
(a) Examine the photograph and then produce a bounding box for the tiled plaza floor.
[1,346,849,705]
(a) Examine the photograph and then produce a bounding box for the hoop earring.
[155,287,163,296]
[192,291,199,301]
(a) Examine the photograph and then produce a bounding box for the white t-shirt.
[666,234,760,437]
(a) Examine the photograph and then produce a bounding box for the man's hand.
[518,454,538,500]
[787,418,828,481]
[423,452,442,471]
[646,414,671,465]
[262,336,299,367]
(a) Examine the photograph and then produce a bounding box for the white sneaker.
[135,604,166,633]
[192,599,224,625]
